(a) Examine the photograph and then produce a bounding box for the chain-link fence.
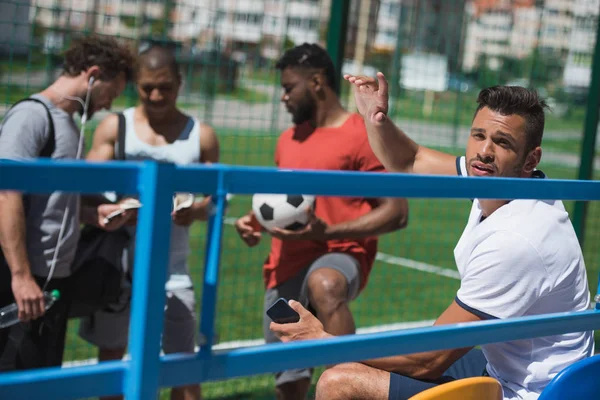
[1,0,599,398]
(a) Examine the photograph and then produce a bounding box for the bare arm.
[86,113,118,162]
[0,191,45,320]
[173,123,221,225]
[344,73,458,176]
[324,197,408,240]
[199,123,220,165]
[271,300,482,381]
[195,123,220,219]
[361,301,481,379]
[0,192,30,279]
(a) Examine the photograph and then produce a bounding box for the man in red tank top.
[235,43,409,400]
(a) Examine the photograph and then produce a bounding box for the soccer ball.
[252,193,315,231]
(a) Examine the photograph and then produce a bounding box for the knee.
[307,269,348,314]
[316,366,351,400]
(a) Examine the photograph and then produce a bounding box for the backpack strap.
[3,98,56,158]
[115,112,126,161]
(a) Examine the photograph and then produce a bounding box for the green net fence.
[1,0,599,398]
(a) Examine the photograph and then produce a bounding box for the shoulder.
[276,126,296,147]
[471,228,544,270]
[198,122,218,146]
[198,121,215,136]
[12,97,50,114]
[279,125,296,139]
[1,98,50,137]
[93,113,120,143]
[346,114,372,147]
[5,99,49,125]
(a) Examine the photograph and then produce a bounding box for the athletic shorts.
[263,252,361,386]
[388,349,489,400]
[78,284,196,354]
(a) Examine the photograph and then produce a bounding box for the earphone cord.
[42,80,92,291]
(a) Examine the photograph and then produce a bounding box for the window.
[287,17,302,28]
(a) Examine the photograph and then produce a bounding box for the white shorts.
[78,286,196,354]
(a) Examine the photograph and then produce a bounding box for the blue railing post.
[125,161,175,400]
[595,272,600,311]
[199,168,228,358]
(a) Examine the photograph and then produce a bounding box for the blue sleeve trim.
[455,296,499,320]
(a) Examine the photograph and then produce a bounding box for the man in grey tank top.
[81,45,219,400]
[0,36,134,371]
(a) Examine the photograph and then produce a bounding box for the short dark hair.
[137,44,180,79]
[275,43,337,93]
[475,86,549,151]
[62,35,135,82]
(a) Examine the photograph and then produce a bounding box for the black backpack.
[68,112,131,318]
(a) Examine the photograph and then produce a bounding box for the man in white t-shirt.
[269,73,594,400]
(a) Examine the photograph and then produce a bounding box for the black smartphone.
[266,298,300,324]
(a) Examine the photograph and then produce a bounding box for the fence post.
[124,161,174,400]
[573,11,600,244]
[390,6,404,111]
[199,168,227,359]
[326,0,350,95]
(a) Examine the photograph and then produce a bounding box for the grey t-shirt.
[0,94,81,278]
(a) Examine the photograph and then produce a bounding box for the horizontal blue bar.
[3,162,600,201]
[158,310,600,388]
[221,166,600,200]
[171,164,220,194]
[0,159,141,194]
[0,360,126,400]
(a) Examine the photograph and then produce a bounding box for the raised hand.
[343,72,389,125]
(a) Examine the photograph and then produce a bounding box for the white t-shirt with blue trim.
[453,156,594,400]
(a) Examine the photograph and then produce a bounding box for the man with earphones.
[0,35,134,372]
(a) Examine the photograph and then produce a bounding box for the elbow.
[396,213,408,230]
[390,201,409,232]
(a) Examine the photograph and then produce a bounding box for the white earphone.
[43,74,96,290]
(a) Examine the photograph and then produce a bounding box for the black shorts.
[0,264,71,371]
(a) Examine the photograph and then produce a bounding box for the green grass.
[60,130,600,399]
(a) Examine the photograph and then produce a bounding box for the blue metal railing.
[0,159,599,399]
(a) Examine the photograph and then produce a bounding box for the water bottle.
[0,289,60,329]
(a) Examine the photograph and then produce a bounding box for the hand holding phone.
[266,298,300,324]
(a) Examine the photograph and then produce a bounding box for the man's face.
[136,66,180,118]
[465,107,531,178]
[87,72,127,119]
[280,67,316,125]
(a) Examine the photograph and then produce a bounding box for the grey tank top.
[122,107,201,287]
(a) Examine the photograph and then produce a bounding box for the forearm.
[192,197,213,221]
[365,118,419,174]
[318,328,454,379]
[325,199,407,240]
[362,351,447,380]
[0,191,32,277]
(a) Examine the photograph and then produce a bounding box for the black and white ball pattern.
[252,193,315,231]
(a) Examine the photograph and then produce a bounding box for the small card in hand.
[173,193,195,212]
